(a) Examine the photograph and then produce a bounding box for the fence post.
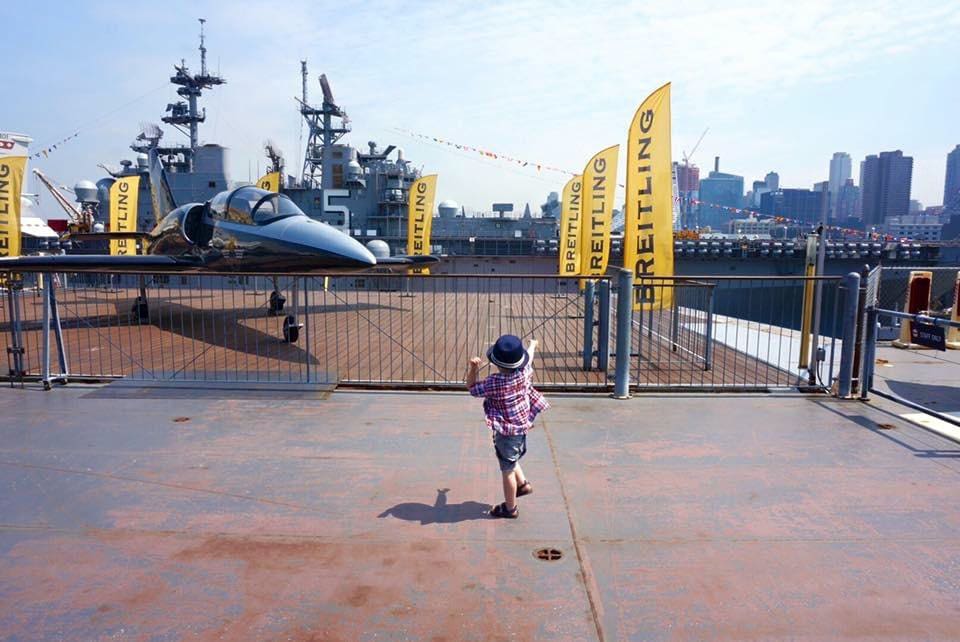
[671,287,680,352]
[6,278,25,382]
[597,279,611,372]
[613,269,633,399]
[837,271,861,398]
[41,275,53,390]
[304,276,311,384]
[704,285,715,371]
[851,264,870,394]
[859,307,878,400]
[49,276,68,377]
[582,280,595,371]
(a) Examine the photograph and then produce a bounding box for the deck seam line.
[542,417,606,642]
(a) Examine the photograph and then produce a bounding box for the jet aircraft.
[1,148,437,342]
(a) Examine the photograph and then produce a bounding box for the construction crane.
[32,169,94,234]
[682,127,709,167]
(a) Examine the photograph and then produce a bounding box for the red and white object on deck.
[892,270,933,349]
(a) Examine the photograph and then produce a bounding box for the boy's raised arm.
[466,356,482,390]
[526,339,538,365]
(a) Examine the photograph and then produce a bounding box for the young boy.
[466,334,549,519]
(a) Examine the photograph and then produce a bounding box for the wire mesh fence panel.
[2,273,313,383]
[624,277,842,390]
[3,270,844,391]
[876,267,959,333]
[298,274,604,388]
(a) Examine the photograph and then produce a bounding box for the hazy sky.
[6,0,960,214]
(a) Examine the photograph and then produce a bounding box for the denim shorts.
[493,431,527,472]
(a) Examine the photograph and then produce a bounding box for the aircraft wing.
[375,255,440,266]
[0,254,202,273]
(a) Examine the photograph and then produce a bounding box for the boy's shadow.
[378,488,491,525]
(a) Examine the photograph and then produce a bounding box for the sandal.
[490,502,519,519]
[517,481,533,497]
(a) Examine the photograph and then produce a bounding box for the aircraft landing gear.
[132,296,149,322]
[268,290,286,316]
[268,276,286,316]
[282,314,302,343]
[133,278,149,322]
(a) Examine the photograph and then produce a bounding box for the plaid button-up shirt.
[469,364,549,435]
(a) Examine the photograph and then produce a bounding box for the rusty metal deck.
[1,387,958,639]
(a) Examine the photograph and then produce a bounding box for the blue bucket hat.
[487,334,529,370]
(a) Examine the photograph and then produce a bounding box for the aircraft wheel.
[282,315,300,343]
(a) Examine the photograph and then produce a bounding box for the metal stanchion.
[613,269,633,399]
[860,308,878,400]
[837,272,861,398]
[6,278,26,385]
[704,285,715,372]
[582,280,595,371]
[671,288,680,352]
[597,279,610,372]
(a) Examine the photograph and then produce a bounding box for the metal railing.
[598,274,845,392]
[3,269,846,392]
[859,305,960,429]
[875,266,959,336]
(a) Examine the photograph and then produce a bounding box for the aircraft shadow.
[2,298,403,366]
[378,488,491,525]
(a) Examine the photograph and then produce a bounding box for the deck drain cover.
[534,548,563,561]
[173,417,191,423]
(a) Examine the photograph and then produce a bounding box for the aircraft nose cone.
[287,218,376,268]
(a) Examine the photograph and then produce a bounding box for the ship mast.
[136,18,226,171]
[296,61,351,188]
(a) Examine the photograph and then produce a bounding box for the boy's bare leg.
[513,464,527,488]
[501,470,518,510]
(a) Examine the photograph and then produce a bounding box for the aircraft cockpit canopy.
[209,187,306,226]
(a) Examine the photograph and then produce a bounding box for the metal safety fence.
[3,270,846,392]
[594,275,844,391]
[875,266,959,338]
[858,265,960,427]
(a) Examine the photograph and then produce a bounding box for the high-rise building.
[813,181,830,223]
[760,188,824,224]
[944,144,960,210]
[750,180,768,207]
[827,153,851,219]
[698,157,743,229]
[859,150,913,226]
[764,171,779,191]
[834,179,860,221]
[674,162,700,229]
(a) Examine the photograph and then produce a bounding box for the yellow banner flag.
[256,171,281,192]
[109,175,140,256]
[0,156,27,258]
[407,174,437,275]
[559,174,583,276]
[579,145,619,278]
[625,83,674,310]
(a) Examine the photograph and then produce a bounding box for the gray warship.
[84,21,952,278]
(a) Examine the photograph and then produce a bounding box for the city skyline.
[5,0,959,213]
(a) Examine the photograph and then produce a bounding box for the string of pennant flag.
[30,132,80,160]
[393,128,577,177]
